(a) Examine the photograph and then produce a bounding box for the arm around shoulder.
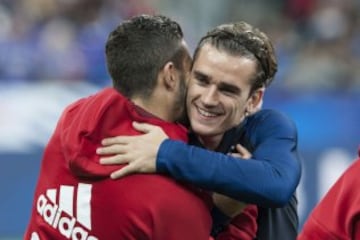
[156,109,302,207]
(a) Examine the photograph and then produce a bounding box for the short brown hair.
[193,21,278,95]
[105,14,187,99]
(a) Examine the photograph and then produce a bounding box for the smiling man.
[187,43,260,150]
[98,21,302,240]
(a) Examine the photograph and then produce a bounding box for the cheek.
[186,83,198,104]
[227,100,247,123]
[186,88,193,106]
[186,90,195,115]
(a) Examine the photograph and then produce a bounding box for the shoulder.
[248,109,294,125]
[243,109,298,142]
[246,109,296,132]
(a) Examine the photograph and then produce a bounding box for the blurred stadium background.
[0,0,359,238]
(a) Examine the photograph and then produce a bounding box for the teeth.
[198,107,217,117]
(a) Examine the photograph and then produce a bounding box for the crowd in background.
[0,0,359,92]
[0,1,359,238]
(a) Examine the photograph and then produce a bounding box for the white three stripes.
[46,183,92,229]
[60,185,74,216]
[76,183,92,229]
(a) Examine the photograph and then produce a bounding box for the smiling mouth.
[196,106,220,118]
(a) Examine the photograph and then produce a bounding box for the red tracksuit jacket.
[24,88,213,240]
[24,87,257,240]
[298,148,360,240]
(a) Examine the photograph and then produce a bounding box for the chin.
[191,122,216,136]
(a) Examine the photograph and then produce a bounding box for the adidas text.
[37,194,98,240]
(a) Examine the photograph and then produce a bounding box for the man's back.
[25,88,212,240]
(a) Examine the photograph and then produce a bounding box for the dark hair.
[193,21,278,95]
[105,14,187,98]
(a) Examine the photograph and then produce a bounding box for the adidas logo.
[35,183,98,240]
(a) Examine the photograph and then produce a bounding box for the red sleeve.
[216,204,258,240]
[298,154,360,240]
[297,217,338,240]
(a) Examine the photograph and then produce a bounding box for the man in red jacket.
[298,147,360,240]
[24,14,213,240]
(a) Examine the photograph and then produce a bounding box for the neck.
[197,134,223,151]
[132,96,172,122]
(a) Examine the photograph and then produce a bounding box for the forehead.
[193,44,256,86]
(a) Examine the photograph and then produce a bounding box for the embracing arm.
[97,110,301,207]
[156,110,301,207]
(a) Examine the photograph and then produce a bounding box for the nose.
[201,85,218,106]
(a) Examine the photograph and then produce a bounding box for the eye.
[193,71,209,86]
[219,85,240,96]
[196,77,208,86]
[221,89,236,97]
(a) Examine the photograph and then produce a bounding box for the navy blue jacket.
[156,109,302,239]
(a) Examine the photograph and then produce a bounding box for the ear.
[161,61,177,91]
[246,87,265,115]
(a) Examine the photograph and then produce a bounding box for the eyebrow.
[193,70,241,95]
[218,82,241,95]
[193,70,208,81]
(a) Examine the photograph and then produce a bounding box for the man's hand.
[229,143,252,159]
[214,143,252,217]
[97,122,169,179]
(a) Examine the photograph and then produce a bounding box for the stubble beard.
[173,73,188,124]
